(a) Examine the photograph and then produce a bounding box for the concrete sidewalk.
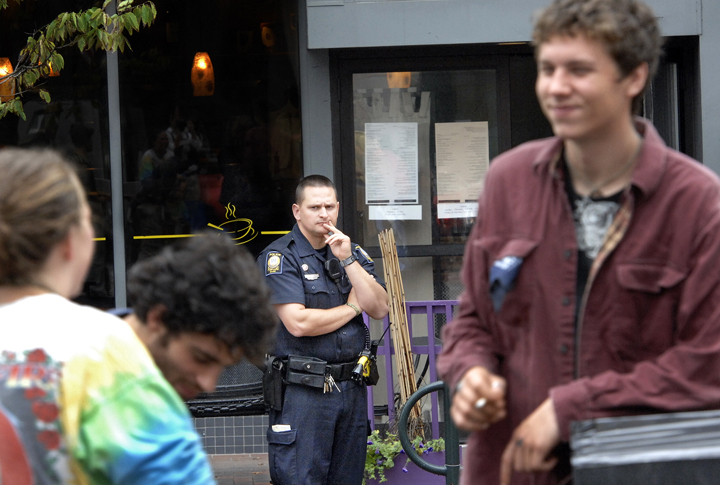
[209,453,271,485]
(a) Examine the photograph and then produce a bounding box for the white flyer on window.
[435,121,489,219]
[368,205,422,221]
[365,123,419,217]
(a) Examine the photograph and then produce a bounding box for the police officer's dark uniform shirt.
[258,223,384,363]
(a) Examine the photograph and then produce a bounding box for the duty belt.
[283,355,357,392]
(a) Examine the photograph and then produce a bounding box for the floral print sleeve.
[0,348,70,484]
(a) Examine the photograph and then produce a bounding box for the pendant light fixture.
[0,58,15,102]
[191,52,215,97]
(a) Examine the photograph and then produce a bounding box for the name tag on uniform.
[304,274,319,280]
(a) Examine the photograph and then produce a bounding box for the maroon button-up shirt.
[438,119,720,485]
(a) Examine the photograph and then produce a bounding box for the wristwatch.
[339,254,357,267]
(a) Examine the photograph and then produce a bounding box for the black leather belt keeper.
[326,362,356,381]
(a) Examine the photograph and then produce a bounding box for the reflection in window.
[120,0,302,265]
[0,0,113,308]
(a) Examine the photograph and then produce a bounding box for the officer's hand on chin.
[323,222,352,259]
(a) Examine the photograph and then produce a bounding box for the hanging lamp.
[0,58,15,102]
[191,52,215,97]
[387,72,412,89]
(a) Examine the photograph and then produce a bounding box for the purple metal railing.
[364,300,458,439]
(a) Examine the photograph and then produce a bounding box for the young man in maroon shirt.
[438,1,720,484]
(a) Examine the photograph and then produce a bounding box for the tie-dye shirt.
[0,294,215,485]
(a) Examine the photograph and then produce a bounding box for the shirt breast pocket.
[303,277,333,309]
[477,237,539,327]
[611,262,687,361]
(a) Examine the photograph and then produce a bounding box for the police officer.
[258,175,389,485]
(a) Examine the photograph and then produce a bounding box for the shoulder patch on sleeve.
[355,245,373,262]
[266,252,283,275]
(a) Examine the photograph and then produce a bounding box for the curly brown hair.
[533,0,663,112]
[127,231,278,364]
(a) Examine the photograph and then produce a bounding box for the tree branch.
[0,0,157,120]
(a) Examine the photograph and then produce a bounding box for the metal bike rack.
[398,380,461,485]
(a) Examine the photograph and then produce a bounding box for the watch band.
[339,254,357,267]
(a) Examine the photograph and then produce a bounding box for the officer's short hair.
[295,175,336,205]
[127,231,277,364]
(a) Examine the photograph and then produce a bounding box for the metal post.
[105,0,127,307]
[398,381,461,484]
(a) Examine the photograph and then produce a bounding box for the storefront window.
[118,0,302,266]
[1,0,303,308]
[0,1,114,308]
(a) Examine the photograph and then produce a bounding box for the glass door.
[333,49,513,304]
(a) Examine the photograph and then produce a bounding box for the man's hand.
[451,366,506,432]
[322,221,352,260]
[499,397,560,485]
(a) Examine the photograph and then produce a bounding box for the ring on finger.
[475,397,487,409]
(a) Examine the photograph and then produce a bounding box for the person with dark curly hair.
[438,1,720,484]
[115,231,277,401]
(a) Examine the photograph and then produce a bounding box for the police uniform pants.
[267,379,367,485]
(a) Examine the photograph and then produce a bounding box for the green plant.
[364,429,445,484]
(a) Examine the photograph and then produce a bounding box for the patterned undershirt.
[564,160,623,326]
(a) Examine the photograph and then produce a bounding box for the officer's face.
[293,186,339,243]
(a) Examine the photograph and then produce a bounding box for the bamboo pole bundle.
[378,228,423,434]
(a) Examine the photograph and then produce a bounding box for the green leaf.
[141,4,151,26]
[123,12,139,31]
[98,30,109,49]
[51,53,64,70]
[14,99,27,121]
[47,20,58,38]
[39,40,48,63]
[102,0,112,9]
[77,36,87,51]
[90,30,99,47]
[26,70,39,86]
[111,17,122,36]
[77,14,89,32]
[39,89,51,103]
